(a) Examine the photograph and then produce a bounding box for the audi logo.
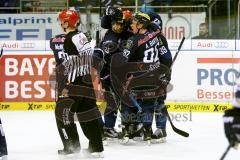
[214,42,229,48]
[21,43,35,49]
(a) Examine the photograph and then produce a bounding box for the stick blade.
[0,47,3,59]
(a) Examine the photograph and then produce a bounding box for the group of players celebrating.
[0,4,239,160]
[98,7,171,144]
[1,3,239,160]
[50,6,172,158]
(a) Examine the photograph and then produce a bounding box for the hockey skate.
[103,127,119,139]
[143,127,152,146]
[118,127,130,144]
[132,123,144,142]
[0,156,7,160]
[102,127,119,145]
[151,128,167,143]
[82,149,104,158]
[58,146,80,155]
[0,152,7,160]
[102,135,108,146]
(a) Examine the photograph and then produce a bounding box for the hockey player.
[121,12,172,142]
[223,86,240,149]
[50,27,81,155]
[147,11,168,143]
[99,7,133,139]
[0,118,7,158]
[51,9,103,157]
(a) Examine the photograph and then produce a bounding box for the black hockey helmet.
[111,7,124,24]
[132,12,151,28]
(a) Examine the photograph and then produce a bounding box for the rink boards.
[0,101,233,112]
[0,39,240,112]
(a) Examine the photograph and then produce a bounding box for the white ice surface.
[0,111,239,160]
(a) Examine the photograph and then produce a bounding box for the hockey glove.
[159,76,169,89]
[92,47,105,73]
[84,31,92,42]
[223,108,240,149]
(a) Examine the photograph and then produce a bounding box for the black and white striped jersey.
[63,30,93,83]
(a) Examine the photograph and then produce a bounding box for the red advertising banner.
[0,53,56,102]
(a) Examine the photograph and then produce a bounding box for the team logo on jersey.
[79,35,88,45]
[125,40,133,49]
[102,41,117,54]
[52,37,65,42]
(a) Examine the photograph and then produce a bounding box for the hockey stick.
[129,94,142,112]
[220,144,231,160]
[165,107,189,137]
[96,0,102,45]
[171,36,185,68]
[164,37,189,137]
[0,47,3,59]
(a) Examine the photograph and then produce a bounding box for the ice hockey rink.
[0,0,240,159]
[0,111,239,160]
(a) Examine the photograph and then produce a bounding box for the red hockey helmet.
[123,10,132,20]
[58,9,80,28]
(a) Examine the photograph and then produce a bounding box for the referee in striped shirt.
[53,9,104,157]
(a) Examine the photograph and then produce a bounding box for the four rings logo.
[214,42,229,48]
[21,42,35,49]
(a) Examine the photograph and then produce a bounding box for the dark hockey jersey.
[122,29,172,102]
[123,29,172,68]
[100,29,133,78]
[50,34,66,66]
